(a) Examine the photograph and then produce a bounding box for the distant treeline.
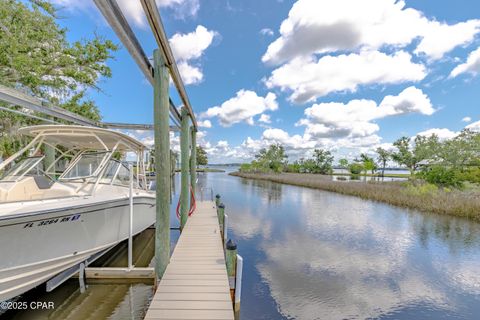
[239,129,480,188]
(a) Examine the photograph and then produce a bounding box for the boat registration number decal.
[23,214,81,228]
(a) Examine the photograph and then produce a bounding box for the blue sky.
[52,0,480,163]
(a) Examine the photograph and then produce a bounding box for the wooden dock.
[144,200,234,320]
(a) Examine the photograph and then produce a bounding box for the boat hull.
[0,196,156,302]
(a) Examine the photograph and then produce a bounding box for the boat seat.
[4,177,74,202]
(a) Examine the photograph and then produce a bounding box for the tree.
[0,0,117,157]
[376,147,390,177]
[312,149,334,174]
[359,153,377,175]
[196,146,208,166]
[437,129,479,171]
[255,144,288,173]
[418,165,462,188]
[339,158,349,169]
[391,135,438,176]
[348,162,364,175]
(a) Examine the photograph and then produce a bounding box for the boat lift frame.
[0,0,208,300]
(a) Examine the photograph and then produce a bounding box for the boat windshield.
[99,160,132,186]
[60,152,108,180]
[0,156,45,182]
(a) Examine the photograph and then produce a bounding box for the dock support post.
[226,239,237,302]
[44,116,55,176]
[79,262,86,293]
[180,107,190,230]
[128,164,134,269]
[190,128,197,197]
[153,48,171,280]
[215,194,221,207]
[217,203,225,238]
[224,214,228,245]
[234,254,243,317]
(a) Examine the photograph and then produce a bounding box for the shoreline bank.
[230,171,480,222]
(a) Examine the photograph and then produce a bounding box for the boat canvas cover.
[18,125,147,152]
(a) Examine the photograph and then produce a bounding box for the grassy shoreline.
[230,171,480,222]
[330,172,409,178]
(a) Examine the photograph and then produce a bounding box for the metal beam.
[101,122,180,132]
[93,0,181,124]
[140,0,198,130]
[0,105,58,124]
[0,84,182,131]
[0,84,98,126]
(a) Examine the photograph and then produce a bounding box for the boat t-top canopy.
[18,125,147,152]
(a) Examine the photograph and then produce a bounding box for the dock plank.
[144,200,234,320]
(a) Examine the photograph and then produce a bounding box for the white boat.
[0,125,156,302]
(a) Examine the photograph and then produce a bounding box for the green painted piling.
[217,203,225,237]
[190,128,197,197]
[153,49,171,280]
[180,107,190,230]
[226,239,237,302]
[215,194,221,207]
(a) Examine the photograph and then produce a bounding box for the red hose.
[176,185,196,220]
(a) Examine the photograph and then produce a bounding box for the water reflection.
[205,172,480,320]
[5,229,157,320]
[240,178,283,203]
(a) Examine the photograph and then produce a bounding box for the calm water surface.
[206,171,480,320]
[4,171,480,320]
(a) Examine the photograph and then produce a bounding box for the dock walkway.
[144,200,234,320]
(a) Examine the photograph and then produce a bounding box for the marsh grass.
[230,172,480,221]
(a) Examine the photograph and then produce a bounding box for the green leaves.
[0,0,118,158]
[0,0,118,116]
[254,144,287,173]
[196,146,208,166]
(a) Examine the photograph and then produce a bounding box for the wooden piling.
[180,107,190,230]
[225,239,237,302]
[153,48,171,280]
[190,128,197,197]
[215,194,221,207]
[217,203,225,238]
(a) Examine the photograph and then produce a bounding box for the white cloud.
[415,21,480,60]
[198,119,212,128]
[50,0,92,12]
[466,120,480,132]
[262,0,480,64]
[157,0,199,19]
[298,86,434,141]
[258,114,272,124]
[205,87,436,163]
[265,50,426,103]
[177,62,203,85]
[416,128,458,140]
[115,0,147,27]
[169,25,217,61]
[117,0,199,27]
[50,0,200,27]
[450,47,480,78]
[169,25,217,85]
[202,90,278,127]
[462,116,472,123]
[260,28,274,36]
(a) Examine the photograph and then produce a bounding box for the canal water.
[4,170,480,319]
